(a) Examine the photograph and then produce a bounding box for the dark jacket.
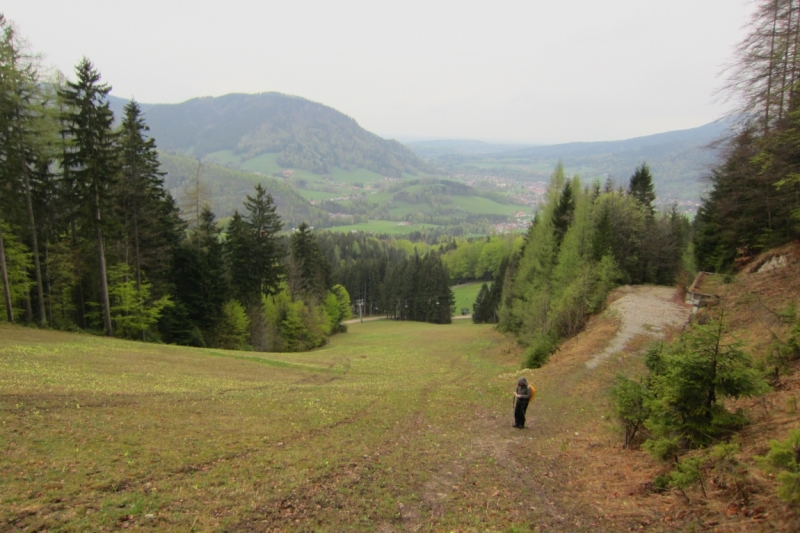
[516,378,531,400]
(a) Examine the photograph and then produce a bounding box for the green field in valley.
[323,220,440,234]
[451,281,486,316]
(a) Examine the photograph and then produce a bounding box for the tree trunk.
[766,0,780,134]
[94,183,113,336]
[0,223,15,323]
[70,219,87,329]
[45,242,53,326]
[791,0,800,110]
[24,290,32,323]
[21,164,47,326]
[133,210,142,290]
[780,0,793,121]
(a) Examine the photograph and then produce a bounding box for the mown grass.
[323,220,440,234]
[0,320,532,532]
[451,282,485,315]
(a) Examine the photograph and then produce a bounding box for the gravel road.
[586,285,692,369]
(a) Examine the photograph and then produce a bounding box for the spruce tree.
[551,179,575,247]
[118,99,170,290]
[628,162,656,216]
[243,183,284,299]
[0,16,50,325]
[59,58,118,335]
[226,210,257,305]
[289,222,329,303]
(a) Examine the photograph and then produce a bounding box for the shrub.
[757,429,800,506]
[525,333,558,368]
[668,455,707,501]
[644,317,769,448]
[611,374,651,448]
[216,300,250,350]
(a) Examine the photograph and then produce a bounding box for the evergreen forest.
[0,17,458,350]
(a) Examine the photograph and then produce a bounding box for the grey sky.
[7,1,754,143]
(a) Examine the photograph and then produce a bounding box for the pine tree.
[117,99,170,290]
[59,58,118,335]
[226,210,257,305]
[0,16,50,325]
[193,207,228,331]
[244,183,284,299]
[628,162,656,216]
[289,222,328,302]
[551,179,575,248]
[472,283,489,323]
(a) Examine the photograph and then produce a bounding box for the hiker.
[513,377,533,429]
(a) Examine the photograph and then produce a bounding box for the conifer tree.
[628,162,656,216]
[59,58,118,335]
[118,99,169,290]
[0,16,50,325]
[226,210,257,305]
[551,179,575,247]
[244,183,284,299]
[289,222,328,302]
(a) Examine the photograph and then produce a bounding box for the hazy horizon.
[5,0,755,144]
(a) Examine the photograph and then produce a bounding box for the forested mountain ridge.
[108,93,432,178]
[158,152,330,226]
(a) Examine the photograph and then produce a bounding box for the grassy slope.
[322,220,439,235]
[6,249,797,532]
[451,281,485,315]
[2,321,557,531]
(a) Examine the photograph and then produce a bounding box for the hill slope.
[409,119,732,202]
[111,93,431,178]
[159,152,329,225]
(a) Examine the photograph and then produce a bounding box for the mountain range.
[407,119,732,202]
[107,91,731,223]
[109,92,430,178]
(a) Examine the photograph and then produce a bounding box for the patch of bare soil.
[586,285,691,369]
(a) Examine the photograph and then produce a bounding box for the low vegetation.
[0,319,534,531]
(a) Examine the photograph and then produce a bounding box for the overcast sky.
[6,1,755,144]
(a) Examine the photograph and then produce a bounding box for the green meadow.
[324,220,439,234]
[0,320,549,531]
[451,282,486,315]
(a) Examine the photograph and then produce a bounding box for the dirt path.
[586,285,691,369]
[392,285,694,532]
[502,285,693,531]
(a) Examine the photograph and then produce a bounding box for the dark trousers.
[514,398,529,428]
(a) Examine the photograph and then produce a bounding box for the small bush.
[611,374,651,448]
[709,442,749,500]
[756,429,800,506]
[669,455,707,500]
[643,436,680,462]
[216,300,250,350]
[525,334,558,368]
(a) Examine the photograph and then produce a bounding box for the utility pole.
[356,298,364,323]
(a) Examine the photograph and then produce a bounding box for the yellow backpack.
[528,384,536,401]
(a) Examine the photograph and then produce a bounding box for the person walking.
[513,377,533,428]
